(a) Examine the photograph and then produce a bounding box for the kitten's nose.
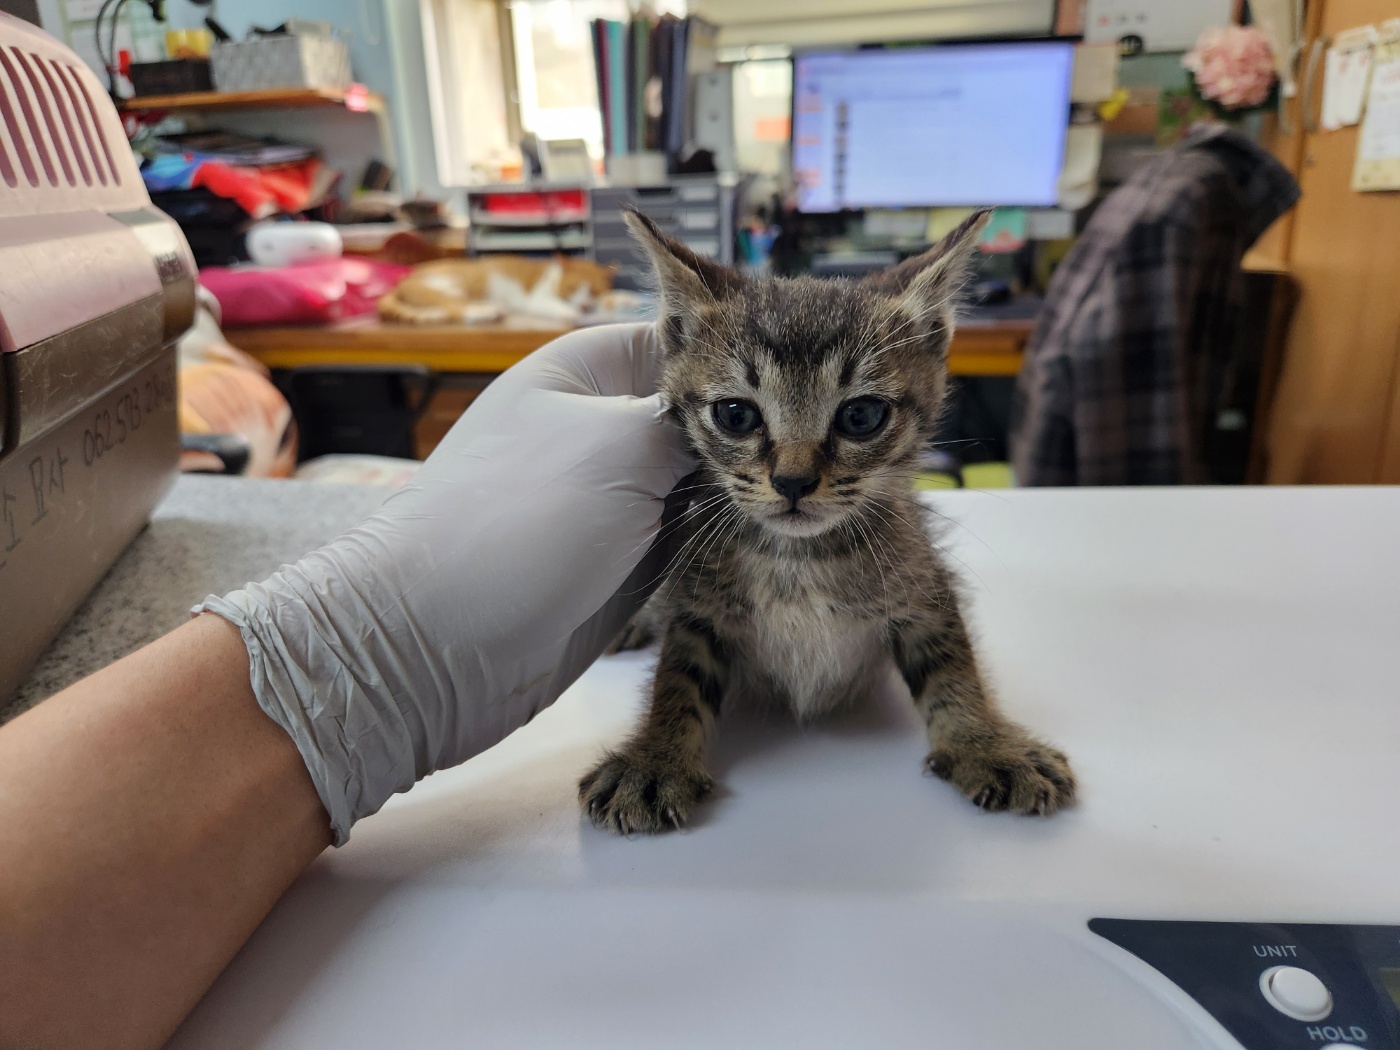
[771,473,820,505]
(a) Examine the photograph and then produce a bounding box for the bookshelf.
[122,84,397,194]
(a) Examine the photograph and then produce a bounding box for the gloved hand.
[198,323,694,845]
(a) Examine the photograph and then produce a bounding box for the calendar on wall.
[1354,26,1400,192]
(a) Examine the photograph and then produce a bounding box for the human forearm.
[0,323,691,1046]
[0,614,331,1050]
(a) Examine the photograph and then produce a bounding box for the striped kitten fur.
[579,209,1075,834]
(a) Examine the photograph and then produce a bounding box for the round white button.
[1259,965,1333,1022]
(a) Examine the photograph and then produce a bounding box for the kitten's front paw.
[605,614,657,654]
[925,735,1076,816]
[579,751,713,834]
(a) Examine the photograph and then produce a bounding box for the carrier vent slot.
[0,47,39,186]
[0,75,18,186]
[36,57,91,186]
[0,47,56,185]
[0,47,126,192]
[12,48,76,185]
[72,60,120,185]
[53,60,107,185]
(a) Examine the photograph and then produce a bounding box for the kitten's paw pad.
[606,616,657,654]
[578,753,713,834]
[925,740,1076,816]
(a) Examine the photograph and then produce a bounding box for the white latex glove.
[198,323,694,844]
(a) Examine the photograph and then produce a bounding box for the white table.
[167,488,1400,1050]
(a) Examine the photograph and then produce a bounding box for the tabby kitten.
[579,209,1075,834]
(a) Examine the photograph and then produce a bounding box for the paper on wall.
[1353,31,1400,191]
[63,6,166,83]
[1250,0,1304,92]
[62,0,105,21]
[1071,43,1119,103]
[1321,27,1375,131]
[1057,124,1102,211]
[67,20,134,81]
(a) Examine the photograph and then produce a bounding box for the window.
[424,0,687,185]
[510,0,621,159]
[421,0,516,186]
[509,0,686,161]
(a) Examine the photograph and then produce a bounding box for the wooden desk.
[226,316,1033,378]
[944,319,1036,377]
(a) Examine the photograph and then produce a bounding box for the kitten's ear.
[624,207,744,334]
[863,208,991,343]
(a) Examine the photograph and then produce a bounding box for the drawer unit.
[590,177,736,290]
[465,184,591,257]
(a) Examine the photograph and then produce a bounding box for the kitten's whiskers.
[843,512,893,615]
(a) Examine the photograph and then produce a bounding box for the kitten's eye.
[834,397,890,438]
[712,399,763,435]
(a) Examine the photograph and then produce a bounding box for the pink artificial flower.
[1183,25,1276,109]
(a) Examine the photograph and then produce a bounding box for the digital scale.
[169,488,1400,1049]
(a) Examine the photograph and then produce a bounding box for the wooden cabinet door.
[1377,327,1400,480]
[1265,0,1400,483]
[1251,1,1326,265]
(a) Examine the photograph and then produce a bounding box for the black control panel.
[1091,919,1400,1049]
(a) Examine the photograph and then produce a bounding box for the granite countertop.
[3,475,391,725]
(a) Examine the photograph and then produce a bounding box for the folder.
[605,21,624,155]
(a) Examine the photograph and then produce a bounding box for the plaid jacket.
[1010,125,1299,485]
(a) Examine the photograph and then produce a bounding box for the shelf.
[468,208,590,227]
[120,86,383,114]
[470,229,591,252]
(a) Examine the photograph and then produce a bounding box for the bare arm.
[0,614,331,1050]
[0,324,691,1047]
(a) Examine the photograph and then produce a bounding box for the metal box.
[210,34,351,94]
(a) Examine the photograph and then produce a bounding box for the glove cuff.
[194,586,417,846]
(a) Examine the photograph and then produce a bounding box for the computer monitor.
[791,41,1075,212]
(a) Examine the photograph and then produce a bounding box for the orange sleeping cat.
[379,255,615,324]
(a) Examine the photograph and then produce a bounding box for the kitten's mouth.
[762,504,836,537]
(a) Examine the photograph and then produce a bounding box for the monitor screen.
[791,41,1075,212]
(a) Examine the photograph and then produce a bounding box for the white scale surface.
[169,488,1400,1049]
